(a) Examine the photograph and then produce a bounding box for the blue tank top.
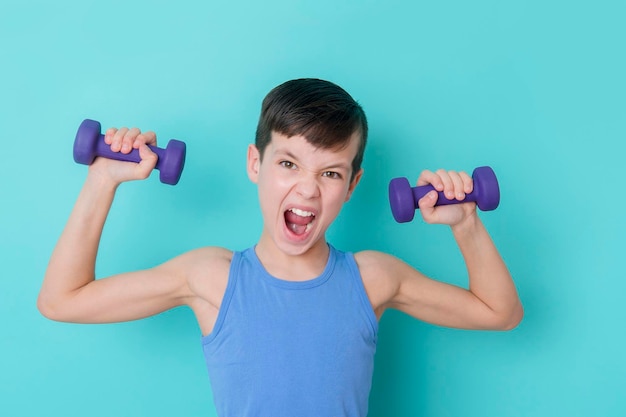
[201,245,378,417]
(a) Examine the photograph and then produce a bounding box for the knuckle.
[124,130,137,141]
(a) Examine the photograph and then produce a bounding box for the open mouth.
[284,208,316,236]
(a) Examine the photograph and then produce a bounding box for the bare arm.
[38,128,218,324]
[449,211,522,329]
[359,169,523,330]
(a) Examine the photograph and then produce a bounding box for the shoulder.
[179,246,233,270]
[181,246,233,280]
[354,250,415,281]
[170,246,233,305]
[163,246,234,335]
[352,250,408,316]
[353,250,431,316]
[161,246,233,279]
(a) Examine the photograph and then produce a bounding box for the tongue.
[285,211,313,236]
[285,211,311,225]
[288,223,307,235]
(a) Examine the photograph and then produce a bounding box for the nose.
[295,173,321,199]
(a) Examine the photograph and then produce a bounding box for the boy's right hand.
[89,127,159,185]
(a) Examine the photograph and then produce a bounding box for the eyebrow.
[275,149,351,171]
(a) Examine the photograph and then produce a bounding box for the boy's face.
[247,131,363,257]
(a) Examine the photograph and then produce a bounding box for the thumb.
[135,144,158,179]
[418,190,438,221]
[418,190,438,208]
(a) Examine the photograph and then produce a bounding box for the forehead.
[267,131,361,163]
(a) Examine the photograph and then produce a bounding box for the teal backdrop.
[1,0,624,416]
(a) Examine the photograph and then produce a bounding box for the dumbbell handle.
[412,184,480,208]
[92,133,168,168]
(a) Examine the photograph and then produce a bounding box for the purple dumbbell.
[389,166,500,223]
[73,119,186,185]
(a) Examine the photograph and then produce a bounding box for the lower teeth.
[288,222,311,234]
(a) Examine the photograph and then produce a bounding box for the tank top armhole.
[201,251,241,346]
[346,252,379,340]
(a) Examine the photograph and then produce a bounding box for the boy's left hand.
[417,169,476,226]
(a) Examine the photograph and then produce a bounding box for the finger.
[418,189,438,208]
[135,144,158,179]
[459,171,473,194]
[133,131,157,148]
[120,127,142,154]
[104,128,118,144]
[448,170,466,201]
[110,127,129,152]
[436,169,455,200]
[417,169,444,191]
[417,190,438,222]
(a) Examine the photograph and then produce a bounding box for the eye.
[280,160,296,169]
[322,171,342,179]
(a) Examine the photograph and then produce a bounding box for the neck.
[255,235,330,281]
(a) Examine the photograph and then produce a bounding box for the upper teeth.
[290,208,314,217]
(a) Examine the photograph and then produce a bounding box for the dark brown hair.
[255,78,368,179]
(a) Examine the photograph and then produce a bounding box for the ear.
[247,144,261,183]
[344,169,364,202]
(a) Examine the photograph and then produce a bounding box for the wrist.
[450,211,481,237]
[85,168,120,194]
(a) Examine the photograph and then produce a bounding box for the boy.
[39,78,523,417]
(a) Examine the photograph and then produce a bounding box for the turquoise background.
[1,0,624,416]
